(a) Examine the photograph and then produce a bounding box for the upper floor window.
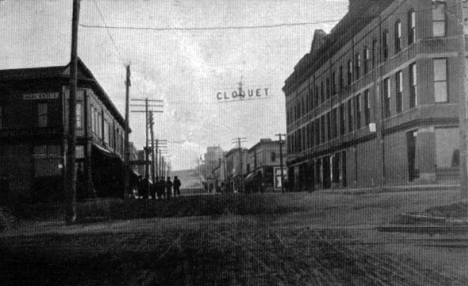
[347,60,353,85]
[332,71,337,95]
[364,46,370,75]
[396,71,403,113]
[382,29,389,61]
[348,99,353,132]
[326,77,331,100]
[363,89,371,126]
[432,2,446,37]
[383,77,391,118]
[38,103,48,128]
[410,63,418,108]
[434,58,448,102]
[355,94,362,129]
[355,53,361,79]
[271,152,276,162]
[321,81,325,103]
[408,10,416,45]
[394,20,402,54]
[76,102,82,129]
[339,65,344,91]
[339,104,345,136]
[372,38,378,67]
[315,85,319,108]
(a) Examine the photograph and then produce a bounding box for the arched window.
[355,53,361,79]
[363,46,370,74]
[394,20,402,53]
[408,9,416,45]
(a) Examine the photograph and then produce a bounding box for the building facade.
[245,138,287,192]
[284,0,466,190]
[225,148,248,193]
[0,59,129,202]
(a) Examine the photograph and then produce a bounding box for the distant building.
[245,138,287,192]
[283,0,467,190]
[0,59,132,202]
[224,147,248,193]
[204,146,224,189]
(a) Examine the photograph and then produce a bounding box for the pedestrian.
[158,177,166,200]
[151,177,158,200]
[166,176,173,200]
[173,176,181,198]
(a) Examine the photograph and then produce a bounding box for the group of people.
[137,176,181,200]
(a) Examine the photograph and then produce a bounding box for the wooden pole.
[66,0,80,224]
[456,0,468,198]
[123,65,131,198]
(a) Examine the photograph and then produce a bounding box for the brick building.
[0,59,132,202]
[283,0,467,190]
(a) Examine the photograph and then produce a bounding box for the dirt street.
[1,189,467,285]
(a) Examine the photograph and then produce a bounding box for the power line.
[79,19,341,31]
[91,0,125,65]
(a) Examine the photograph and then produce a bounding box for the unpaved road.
[1,189,467,285]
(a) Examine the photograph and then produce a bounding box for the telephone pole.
[131,98,163,198]
[276,133,286,193]
[456,0,468,198]
[66,0,80,224]
[232,137,246,192]
[123,64,131,199]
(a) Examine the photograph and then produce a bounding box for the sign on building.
[216,88,269,102]
[273,167,287,189]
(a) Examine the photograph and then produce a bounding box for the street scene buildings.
[284,0,467,191]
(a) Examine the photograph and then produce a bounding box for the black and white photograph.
[1,0,468,285]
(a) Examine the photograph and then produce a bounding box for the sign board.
[23,93,59,100]
[216,88,269,102]
[273,167,287,189]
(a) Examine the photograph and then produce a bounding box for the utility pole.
[130,98,163,198]
[276,133,286,193]
[149,112,155,184]
[232,137,246,192]
[123,64,131,199]
[456,0,468,198]
[66,0,80,224]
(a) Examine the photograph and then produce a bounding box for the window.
[410,63,418,108]
[315,85,319,107]
[321,115,325,143]
[395,20,402,54]
[383,78,391,118]
[38,103,48,127]
[382,30,389,61]
[348,100,353,132]
[339,66,344,91]
[97,111,102,138]
[339,105,345,136]
[0,106,3,129]
[76,102,82,129]
[396,71,403,113]
[432,2,446,37]
[104,119,109,144]
[364,46,370,75]
[356,94,361,129]
[321,81,325,103]
[408,9,416,45]
[364,89,371,126]
[331,108,337,139]
[326,77,330,100]
[355,53,361,79]
[434,58,448,102]
[347,60,353,85]
[332,71,337,95]
[271,151,276,162]
[326,112,331,142]
[372,38,378,67]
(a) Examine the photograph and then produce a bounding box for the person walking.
[158,177,166,200]
[165,176,173,200]
[151,177,159,200]
[173,176,181,198]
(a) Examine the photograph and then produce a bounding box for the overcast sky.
[0,0,348,170]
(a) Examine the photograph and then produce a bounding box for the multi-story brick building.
[0,59,130,202]
[283,0,467,190]
[225,147,248,193]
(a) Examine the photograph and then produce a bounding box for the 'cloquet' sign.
[217,88,269,102]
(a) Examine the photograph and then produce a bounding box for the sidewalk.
[316,184,459,195]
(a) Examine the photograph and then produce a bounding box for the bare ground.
[1,189,467,285]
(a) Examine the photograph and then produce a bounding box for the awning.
[92,143,120,160]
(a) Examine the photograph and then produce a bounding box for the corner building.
[283,0,467,190]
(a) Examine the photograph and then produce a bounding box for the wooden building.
[0,59,133,202]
